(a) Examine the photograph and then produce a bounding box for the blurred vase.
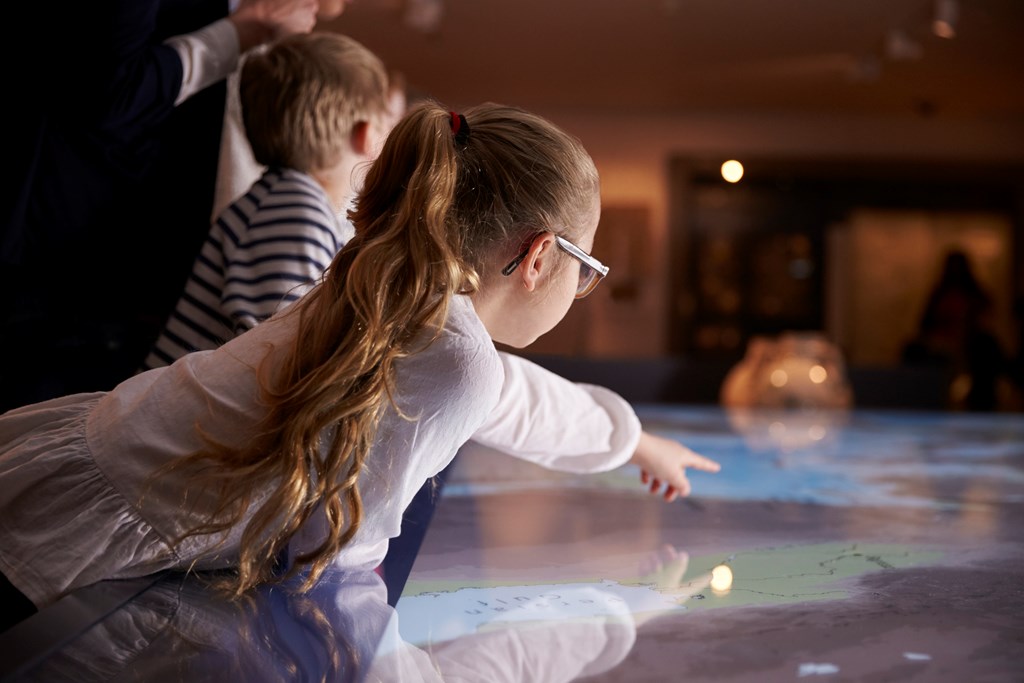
[720,332,853,410]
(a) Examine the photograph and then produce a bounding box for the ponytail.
[168,100,598,597]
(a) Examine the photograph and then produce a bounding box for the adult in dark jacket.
[0,0,318,412]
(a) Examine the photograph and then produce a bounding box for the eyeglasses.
[501,234,609,299]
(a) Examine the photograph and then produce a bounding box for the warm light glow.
[710,564,734,592]
[933,19,955,38]
[950,373,971,403]
[721,160,744,183]
[769,369,788,387]
[809,364,828,384]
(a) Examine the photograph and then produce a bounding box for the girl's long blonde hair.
[174,101,600,597]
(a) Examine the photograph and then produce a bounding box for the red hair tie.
[449,111,470,145]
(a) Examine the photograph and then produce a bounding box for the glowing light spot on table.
[710,564,733,593]
[808,424,827,441]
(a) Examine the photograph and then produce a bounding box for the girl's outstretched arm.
[631,431,721,502]
[469,352,642,473]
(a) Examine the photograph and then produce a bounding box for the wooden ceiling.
[323,0,1024,122]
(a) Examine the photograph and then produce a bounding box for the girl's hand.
[630,430,721,502]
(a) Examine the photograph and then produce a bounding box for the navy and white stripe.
[141,168,351,370]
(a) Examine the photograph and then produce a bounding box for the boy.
[142,32,392,369]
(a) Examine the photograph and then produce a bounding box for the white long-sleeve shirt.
[164,18,241,107]
[0,295,639,608]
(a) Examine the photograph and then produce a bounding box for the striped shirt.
[142,168,352,370]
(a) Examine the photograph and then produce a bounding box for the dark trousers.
[0,571,37,633]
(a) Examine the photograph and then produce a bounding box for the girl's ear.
[518,233,557,293]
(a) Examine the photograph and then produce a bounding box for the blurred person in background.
[903,249,1009,411]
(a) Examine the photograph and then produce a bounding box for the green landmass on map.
[402,542,942,615]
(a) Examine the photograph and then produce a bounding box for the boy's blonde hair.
[240,32,390,171]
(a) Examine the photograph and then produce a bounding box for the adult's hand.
[231,0,319,51]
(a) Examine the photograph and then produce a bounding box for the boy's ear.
[518,233,556,293]
[350,121,371,155]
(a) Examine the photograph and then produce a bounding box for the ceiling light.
[404,0,443,33]
[721,160,744,183]
[933,0,958,39]
[885,29,922,61]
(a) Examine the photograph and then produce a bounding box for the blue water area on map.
[444,406,1024,510]
[633,405,1024,509]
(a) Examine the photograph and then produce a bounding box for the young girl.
[0,101,719,632]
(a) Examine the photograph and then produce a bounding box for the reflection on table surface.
[4,570,393,683]
[1,405,1022,682]
[393,406,1024,682]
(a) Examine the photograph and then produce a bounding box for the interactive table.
[2,405,1022,682]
